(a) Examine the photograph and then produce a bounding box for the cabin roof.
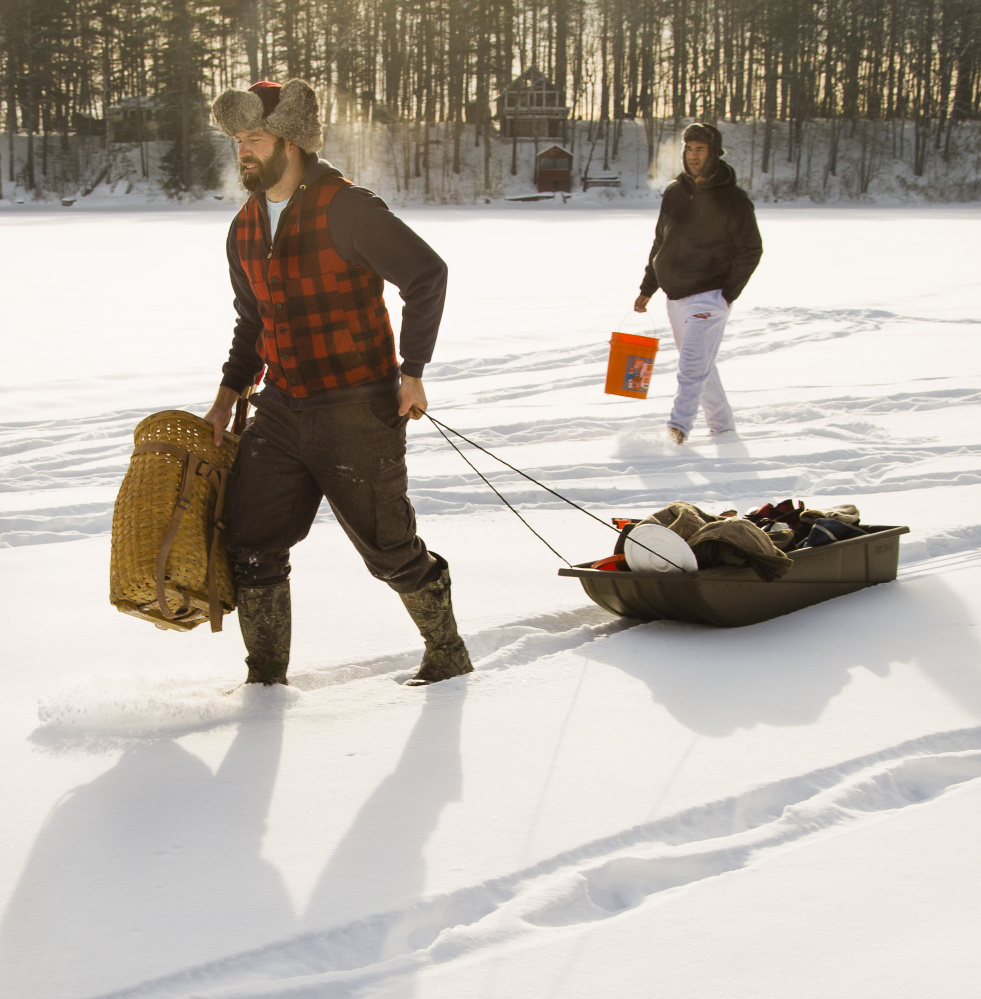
[537,145,573,159]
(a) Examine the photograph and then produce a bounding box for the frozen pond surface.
[1,203,981,998]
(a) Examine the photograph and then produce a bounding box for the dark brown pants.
[226,393,439,594]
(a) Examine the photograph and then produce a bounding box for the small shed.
[536,145,573,193]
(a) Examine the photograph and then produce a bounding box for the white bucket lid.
[623,523,698,573]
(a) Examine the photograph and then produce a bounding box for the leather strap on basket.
[231,384,254,436]
[131,440,232,632]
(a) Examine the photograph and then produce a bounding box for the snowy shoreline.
[4,117,981,209]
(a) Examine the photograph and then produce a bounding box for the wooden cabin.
[107,97,164,143]
[496,67,570,140]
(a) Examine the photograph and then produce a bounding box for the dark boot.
[237,581,291,685]
[399,563,473,686]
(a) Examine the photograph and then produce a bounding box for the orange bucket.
[604,331,659,399]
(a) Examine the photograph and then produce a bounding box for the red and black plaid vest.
[234,177,399,398]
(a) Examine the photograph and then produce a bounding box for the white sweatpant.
[665,288,734,436]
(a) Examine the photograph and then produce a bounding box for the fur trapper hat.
[212,79,323,154]
[682,122,725,158]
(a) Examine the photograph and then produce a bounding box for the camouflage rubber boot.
[399,565,473,686]
[237,581,291,685]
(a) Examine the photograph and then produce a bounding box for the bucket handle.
[614,310,656,335]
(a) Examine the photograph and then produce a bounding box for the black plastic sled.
[559,525,910,627]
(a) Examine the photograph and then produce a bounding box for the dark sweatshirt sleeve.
[639,191,671,297]
[220,217,266,394]
[722,193,763,303]
[639,214,664,297]
[328,187,447,378]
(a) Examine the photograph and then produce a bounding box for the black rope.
[423,413,573,566]
[418,410,689,572]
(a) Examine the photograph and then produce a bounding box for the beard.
[239,137,289,193]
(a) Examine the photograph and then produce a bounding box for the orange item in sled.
[591,554,629,572]
[604,332,659,399]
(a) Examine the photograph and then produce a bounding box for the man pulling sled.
[204,78,472,688]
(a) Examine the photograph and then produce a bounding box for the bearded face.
[238,136,289,193]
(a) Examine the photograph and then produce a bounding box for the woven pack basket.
[110,410,241,632]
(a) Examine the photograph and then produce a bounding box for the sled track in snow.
[289,604,636,692]
[86,726,981,999]
[31,606,635,745]
[32,543,981,749]
[897,545,981,579]
[420,308,981,394]
[3,302,981,548]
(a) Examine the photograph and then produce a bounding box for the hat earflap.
[265,79,323,154]
[212,89,268,138]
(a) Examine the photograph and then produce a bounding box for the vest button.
[281,352,290,360]
[275,302,283,310]
[271,276,279,283]
[289,377,299,385]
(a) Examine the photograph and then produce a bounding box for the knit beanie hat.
[212,78,323,154]
[682,122,725,158]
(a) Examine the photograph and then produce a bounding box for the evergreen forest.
[1,0,978,199]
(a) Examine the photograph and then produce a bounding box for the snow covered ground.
[1,199,980,998]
